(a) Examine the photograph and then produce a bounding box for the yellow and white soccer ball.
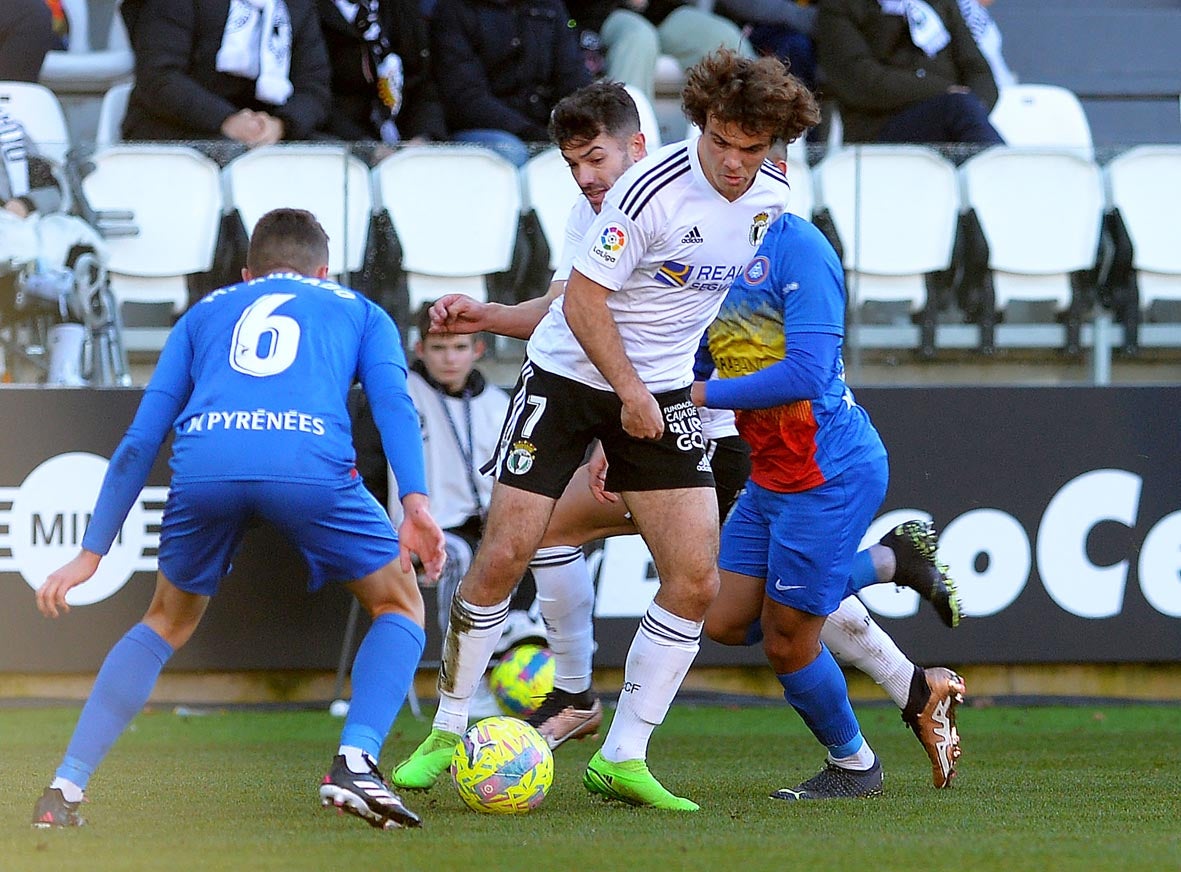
[450,716,554,814]
[488,644,555,717]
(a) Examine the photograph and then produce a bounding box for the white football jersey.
[527,140,790,393]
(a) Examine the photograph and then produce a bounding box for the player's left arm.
[38,327,194,617]
[359,312,446,579]
[704,220,845,411]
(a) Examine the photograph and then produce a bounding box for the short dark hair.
[682,49,820,145]
[247,208,330,277]
[549,81,642,150]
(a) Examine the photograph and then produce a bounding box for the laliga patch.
[742,256,771,285]
[591,224,628,267]
[505,441,537,475]
[748,211,770,246]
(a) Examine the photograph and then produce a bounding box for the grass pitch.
[2,701,1178,872]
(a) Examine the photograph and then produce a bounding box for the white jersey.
[390,370,510,529]
[550,195,595,283]
[527,140,790,393]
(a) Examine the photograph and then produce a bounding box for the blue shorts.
[157,477,399,595]
[718,449,888,616]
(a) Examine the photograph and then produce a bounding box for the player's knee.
[703,614,748,646]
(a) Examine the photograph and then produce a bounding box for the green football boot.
[389,728,462,790]
[583,750,699,811]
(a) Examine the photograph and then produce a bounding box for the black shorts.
[487,359,715,498]
[708,434,751,523]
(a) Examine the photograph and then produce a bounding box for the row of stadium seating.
[2,78,1178,360]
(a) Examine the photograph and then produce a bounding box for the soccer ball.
[450,716,554,814]
[488,644,554,717]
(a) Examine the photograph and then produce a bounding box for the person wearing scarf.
[817,0,1003,145]
[1,108,63,219]
[316,0,446,144]
[121,0,330,151]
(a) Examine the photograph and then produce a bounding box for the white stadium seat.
[959,146,1104,352]
[0,81,71,165]
[95,81,133,148]
[814,145,959,311]
[989,84,1094,159]
[224,144,372,281]
[372,145,522,312]
[81,144,223,347]
[520,147,580,271]
[1105,145,1181,312]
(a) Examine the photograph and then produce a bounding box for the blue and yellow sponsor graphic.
[654,260,692,287]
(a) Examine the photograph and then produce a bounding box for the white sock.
[337,745,371,772]
[828,738,878,771]
[433,595,511,735]
[50,777,84,803]
[600,602,701,763]
[531,546,595,694]
[820,596,915,710]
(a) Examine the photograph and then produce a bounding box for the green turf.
[3,703,1179,871]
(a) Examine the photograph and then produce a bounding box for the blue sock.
[777,643,864,757]
[56,623,174,789]
[340,613,425,760]
[844,549,877,596]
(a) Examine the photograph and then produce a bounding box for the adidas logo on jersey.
[680,226,704,244]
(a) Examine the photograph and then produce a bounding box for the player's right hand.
[586,444,619,504]
[620,391,664,440]
[36,550,102,619]
[398,496,447,582]
[429,294,486,334]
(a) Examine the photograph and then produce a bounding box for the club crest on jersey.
[654,260,692,288]
[505,441,536,475]
[591,224,628,267]
[748,211,770,246]
[742,256,771,285]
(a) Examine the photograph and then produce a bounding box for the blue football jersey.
[152,273,415,485]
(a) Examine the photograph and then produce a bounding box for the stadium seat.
[81,144,224,349]
[0,81,71,165]
[813,145,960,355]
[958,146,1105,354]
[95,81,133,148]
[623,84,663,151]
[224,144,372,281]
[989,84,1094,159]
[1101,145,1181,351]
[38,0,134,95]
[783,153,813,220]
[520,147,580,270]
[372,145,522,312]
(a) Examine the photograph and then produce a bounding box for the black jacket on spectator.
[316,0,447,142]
[122,0,331,142]
[429,0,591,141]
[817,0,997,143]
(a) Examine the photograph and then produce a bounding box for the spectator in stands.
[817,0,1004,145]
[1,107,63,219]
[0,105,96,386]
[0,0,55,82]
[316,0,447,145]
[956,0,1016,90]
[565,0,753,101]
[120,0,331,155]
[428,0,591,166]
[709,0,818,89]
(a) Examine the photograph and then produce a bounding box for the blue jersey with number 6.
[152,273,419,486]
